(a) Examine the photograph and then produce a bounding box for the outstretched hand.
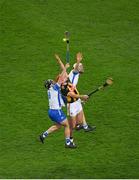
[76,52,83,62]
[65,63,70,69]
[54,54,66,72]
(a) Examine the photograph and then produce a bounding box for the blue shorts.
[48,109,66,124]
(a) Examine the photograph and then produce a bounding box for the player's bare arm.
[54,54,68,84]
[55,54,70,70]
[55,54,66,71]
[73,52,83,71]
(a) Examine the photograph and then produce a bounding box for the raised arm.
[54,54,68,85]
[55,54,70,71]
[73,52,83,72]
[55,54,65,71]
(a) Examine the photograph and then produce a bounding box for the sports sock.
[83,124,88,129]
[43,131,49,138]
[66,137,71,145]
[70,137,74,143]
[76,124,81,128]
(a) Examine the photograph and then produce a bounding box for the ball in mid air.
[63,38,67,42]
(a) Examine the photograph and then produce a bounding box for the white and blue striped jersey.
[68,70,79,87]
[48,83,65,110]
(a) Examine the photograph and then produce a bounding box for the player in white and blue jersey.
[39,55,76,148]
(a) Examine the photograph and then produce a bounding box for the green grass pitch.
[0,0,139,178]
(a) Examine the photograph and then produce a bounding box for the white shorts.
[69,99,83,117]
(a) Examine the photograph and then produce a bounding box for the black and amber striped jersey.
[61,80,79,103]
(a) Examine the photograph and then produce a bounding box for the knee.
[72,123,76,129]
[69,121,76,129]
[65,122,70,128]
[63,120,69,128]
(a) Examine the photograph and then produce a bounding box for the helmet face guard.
[44,79,53,89]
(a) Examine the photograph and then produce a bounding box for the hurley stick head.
[65,31,70,39]
[106,77,113,85]
[103,77,113,87]
[64,31,70,43]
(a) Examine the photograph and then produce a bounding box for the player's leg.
[68,101,79,143]
[60,119,70,139]
[82,111,96,132]
[40,123,61,143]
[69,115,77,143]
[59,109,76,148]
[76,110,89,131]
[76,109,96,132]
[75,109,85,129]
[70,99,85,130]
[60,118,76,148]
[39,109,62,143]
[40,109,76,148]
[76,109,88,130]
[72,99,96,132]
